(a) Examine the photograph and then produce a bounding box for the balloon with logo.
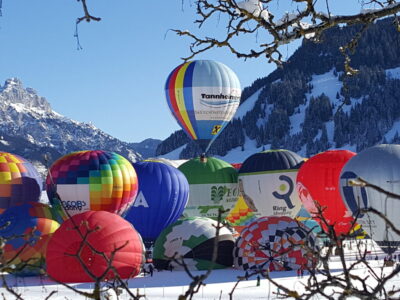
[178,157,238,219]
[296,150,356,236]
[237,149,304,219]
[233,216,317,271]
[46,150,138,217]
[46,211,145,283]
[340,144,400,253]
[165,60,241,153]
[124,161,189,246]
[0,202,60,276]
[0,152,42,213]
[153,217,235,271]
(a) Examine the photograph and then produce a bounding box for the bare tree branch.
[175,1,400,67]
[74,0,101,50]
[76,0,101,24]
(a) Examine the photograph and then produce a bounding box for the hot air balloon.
[165,60,241,153]
[178,157,239,219]
[230,163,242,170]
[46,150,138,217]
[46,210,145,283]
[225,195,257,233]
[296,150,356,236]
[295,206,330,246]
[124,161,189,246]
[0,202,60,276]
[233,216,316,271]
[238,149,304,219]
[0,152,42,213]
[340,144,400,253]
[153,217,235,271]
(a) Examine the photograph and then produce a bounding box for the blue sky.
[0,1,357,142]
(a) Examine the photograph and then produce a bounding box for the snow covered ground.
[2,241,400,300]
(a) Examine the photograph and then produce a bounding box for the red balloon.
[46,211,144,283]
[296,150,356,235]
[230,163,242,170]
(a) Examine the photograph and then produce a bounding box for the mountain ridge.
[0,78,160,178]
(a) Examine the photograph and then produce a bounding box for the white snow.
[1,241,399,299]
[271,79,281,85]
[214,136,267,163]
[234,89,262,120]
[159,145,187,160]
[325,120,335,144]
[0,139,9,146]
[297,144,308,158]
[9,102,26,114]
[341,96,365,115]
[289,102,309,136]
[313,129,322,142]
[386,67,400,80]
[361,8,379,14]
[276,12,298,26]
[290,69,342,137]
[384,119,400,142]
[236,0,269,20]
[308,69,342,105]
[335,143,357,153]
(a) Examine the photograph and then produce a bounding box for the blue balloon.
[125,161,189,246]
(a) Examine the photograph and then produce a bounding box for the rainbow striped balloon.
[165,60,241,151]
[0,152,42,213]
[225,195,257,230]
[46,150,138,216]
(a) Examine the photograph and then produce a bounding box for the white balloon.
[340,144,400,253]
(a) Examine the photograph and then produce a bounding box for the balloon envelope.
[0,152,42,213]
[153,217,235,271]
[46,150,138,216]
[230,163,242,170]
[46,210,145,283]
[124,161,189,245]
[165,60,241,151]
[225,195,257,232]
[238,149,304,219]
[233,216,316,271]
[296,150,356,235]
[178,157,239,219]
[340,144,400,253]
[0,202,59,276]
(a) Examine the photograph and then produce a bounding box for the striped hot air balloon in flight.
[165,60,241,152]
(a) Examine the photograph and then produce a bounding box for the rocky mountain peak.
[0,78,52,113]
[0,78,147,178]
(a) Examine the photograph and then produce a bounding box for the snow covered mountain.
[156,18,400,163]
[0,78,144,177]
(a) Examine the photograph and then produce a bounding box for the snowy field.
[2,242,400,300]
